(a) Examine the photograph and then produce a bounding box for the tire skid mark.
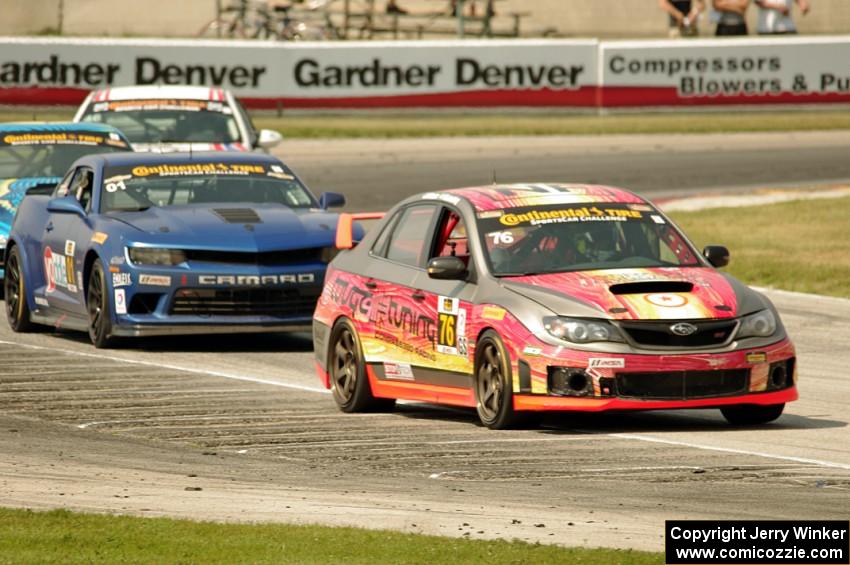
[1,342,849,488]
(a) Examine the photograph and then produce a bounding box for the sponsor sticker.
[114,289,127,314]
[746,352,768,364]
[650,214,666,224]
[522,346,543,356]
[498,205,643,227]
[644,293,688,308]
[437,296,467,356]
[91,232,109,244]
[43,246,77,293]
[588,358,625,369]
[112,273,132,287]
[481,305,507,321]
[384,362,414,381]
[110,255,125,265]
[34,296,49,307]
[139,274,172,287]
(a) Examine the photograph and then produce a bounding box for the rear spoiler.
[335,212,385,249]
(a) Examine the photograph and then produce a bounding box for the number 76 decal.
[436,296,467,356]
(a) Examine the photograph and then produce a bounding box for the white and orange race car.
[73,85,282,153]
[313,184,796,429]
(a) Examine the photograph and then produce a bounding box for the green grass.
[4,107,850,138]
[670,195,850,298]
[254,111,850,138]
[0,507,661,565]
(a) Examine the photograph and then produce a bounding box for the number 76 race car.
[5,151,349,348]
[313,184,796,429]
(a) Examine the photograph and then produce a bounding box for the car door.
[41,166,93,316]
[411,205,476,383]
[365,203,441,380]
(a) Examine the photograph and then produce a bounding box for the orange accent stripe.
[314,361,330,389]
[366,366,475,408]
[513,388,798,412]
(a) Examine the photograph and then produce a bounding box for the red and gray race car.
[312,183,796,429]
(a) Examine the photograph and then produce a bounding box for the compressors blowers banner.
[1,36,850,108]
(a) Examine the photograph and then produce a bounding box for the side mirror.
[427,256,467,280]
[319,192,346,209]
[257,129,283,149]
[703,245,730,268]
[47,197,85,217]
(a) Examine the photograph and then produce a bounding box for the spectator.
[659,0,706,37]
[712,0,751,35]
[756,0,810,34]
[386,0,408,15]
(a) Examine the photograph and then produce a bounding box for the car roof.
[90,85,230,102]
[77,151,283,169]
[0,121,127,135]
[438,183,648,212]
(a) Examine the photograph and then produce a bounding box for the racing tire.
[87,259,117,349]
[4,246,38,332]
[474,330,522,430]
[329,319,395,413]
[721,403,785,426]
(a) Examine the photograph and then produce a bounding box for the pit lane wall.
[2,36,850,109]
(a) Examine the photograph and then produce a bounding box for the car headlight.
[320,246,342,264]
[127,247,186,266]
[543,317,625,344]
[736,309,777,339]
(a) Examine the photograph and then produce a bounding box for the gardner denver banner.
[601,36,850,106]
[2,36,850,108]
[0,37,598,108]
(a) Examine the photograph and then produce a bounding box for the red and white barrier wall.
[1,36,850,109]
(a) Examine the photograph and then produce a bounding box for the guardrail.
[1,36,849,109]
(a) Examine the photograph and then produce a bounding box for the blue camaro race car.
[0,122,132,276]
[4,151,348,348]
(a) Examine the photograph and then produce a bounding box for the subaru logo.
[670,322,698,336]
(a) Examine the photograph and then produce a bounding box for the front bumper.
[107,261,326,336]
[513,336,797,411]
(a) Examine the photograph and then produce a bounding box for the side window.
[371,212,401,258]
[232,98,258,144]
[54,169,76,198]
[432,209,470,265]
[68,168,95,212]
[384,204,439,267]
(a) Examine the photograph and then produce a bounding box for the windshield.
[477,203,702,276]
[0,130,130,178]
[80,99,241,144]
[100,161,316,213]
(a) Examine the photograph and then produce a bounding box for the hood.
[131,142,249,153]
[0,176,61,233]
[109,204,338,252]
[500,267,766,321]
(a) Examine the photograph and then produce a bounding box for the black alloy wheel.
[87,259,116,349]
[329,319,394,413]
[4,246,36,332]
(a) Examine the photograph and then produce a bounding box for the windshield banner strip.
[1,132,128,148]
[103,162,294,182]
